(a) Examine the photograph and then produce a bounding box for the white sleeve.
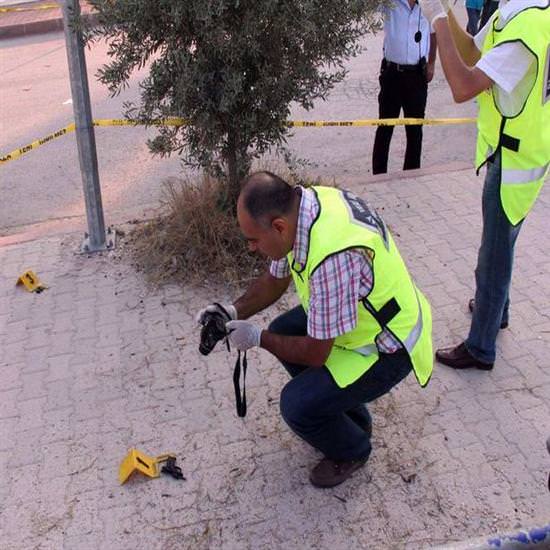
[473,20,489,51]
[476,41,536,94]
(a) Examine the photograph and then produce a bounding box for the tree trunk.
[224,127,248,211]
[226,139,240,207]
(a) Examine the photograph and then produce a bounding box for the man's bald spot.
[240,171,299,226]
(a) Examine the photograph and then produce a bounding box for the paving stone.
[37,441,71,481]
[25,326,54,351]
[19,369,49,402]
[0,362,23,392]
[2,340,26,365]
[518,403,550,438]
[40,407,74,445]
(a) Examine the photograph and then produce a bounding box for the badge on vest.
[342,190,389,247]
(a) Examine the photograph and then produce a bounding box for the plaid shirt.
[270,187,402,353]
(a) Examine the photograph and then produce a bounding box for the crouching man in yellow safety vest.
[197,172,433,488]
[419,0,550,370]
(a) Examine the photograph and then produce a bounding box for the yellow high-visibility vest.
[288,186,433,388]
[476,2,550,225]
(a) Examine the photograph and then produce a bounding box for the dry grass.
[125,168,334,287]
[126,175,267,286]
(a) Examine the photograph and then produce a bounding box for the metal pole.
[61,0,113,252]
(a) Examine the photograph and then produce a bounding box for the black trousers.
[372,60,428,175]
[479,0,498,29]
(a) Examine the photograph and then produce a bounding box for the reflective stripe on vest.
[402,289,423,354]
[353,344,378,358]
[502,162,550,185]
[353,289,424,358]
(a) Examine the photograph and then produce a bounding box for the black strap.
[496,115,520,154]
[501,133,520,152]
[212,303,247,417]
[212,302,232,352]
[213,302,231,319]
[366,297,401,327]
[233,351,247,417]
[223,328,247,417]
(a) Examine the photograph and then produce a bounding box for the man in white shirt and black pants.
[372,0,437,174]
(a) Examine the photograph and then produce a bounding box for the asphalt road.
[0,17,478,239]
[1,32,184,238]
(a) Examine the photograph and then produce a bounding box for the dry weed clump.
[128,176,266,286]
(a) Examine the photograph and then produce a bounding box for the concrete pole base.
[80,226,116,253]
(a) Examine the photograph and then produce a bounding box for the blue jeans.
[466,152,523,363]
[269,306,413,462]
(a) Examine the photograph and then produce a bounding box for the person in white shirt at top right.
[418,0,550,370]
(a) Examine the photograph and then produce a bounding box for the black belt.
[383,58,424,72]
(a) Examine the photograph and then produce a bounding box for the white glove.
[196,303,237,325]
[418,0,449,25]
[226,320,262,351]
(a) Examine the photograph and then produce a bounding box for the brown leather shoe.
[435,342,493,370]
[468,299,508,329]
[309,457,367,488]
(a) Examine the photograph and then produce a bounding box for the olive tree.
[86,0,383,207]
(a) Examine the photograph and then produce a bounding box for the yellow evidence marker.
[119,448,177,484]
[16,270,47,293]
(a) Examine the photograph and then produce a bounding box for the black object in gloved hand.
[198,303,231,356]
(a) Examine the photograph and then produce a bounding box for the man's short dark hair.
[241,171,297,226]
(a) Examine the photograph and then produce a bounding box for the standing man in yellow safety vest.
[418,0,550,370]
[197,172,433,488]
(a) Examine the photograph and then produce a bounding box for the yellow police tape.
[0,3,58,13]
[0,116,476,165]
[1,123,76,164]
[93,116,476,128]
[288,117,476,127]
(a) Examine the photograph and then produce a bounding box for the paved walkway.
[1,167,549,549]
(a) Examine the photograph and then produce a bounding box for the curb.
[0,9,96,40]
[338,160,473,189]
[363,160,472,184]
[0,15,63,38]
